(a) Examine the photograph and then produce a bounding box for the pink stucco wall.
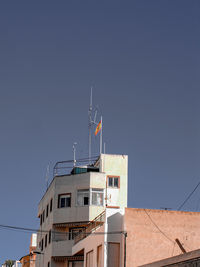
[125,208,200,267]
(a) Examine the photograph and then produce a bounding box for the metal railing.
[53,156,99,176]
[74,210,105,244]
[52,230,87,242]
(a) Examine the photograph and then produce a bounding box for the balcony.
[74,210,105,244]
[52,232,74,257]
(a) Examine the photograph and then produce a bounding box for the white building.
[2,261,22,267]
[36,154,128,267]
[35,152,200,267]
[72,207,125,267]
[13,262,22,267]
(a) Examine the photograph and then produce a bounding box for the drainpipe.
[124,232,127,267]
[104,210,108,267]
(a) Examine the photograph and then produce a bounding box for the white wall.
[36,154,128,267]
[72,208,125,267]
[36,171,106,267]
[98,154,128,208]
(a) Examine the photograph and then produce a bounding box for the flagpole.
[88,88,93,164]
[100,116,103,154]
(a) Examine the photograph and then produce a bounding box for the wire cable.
[178,181,200,211]
[0,223,125,236]
[144,209,175,244]
[0,224,48,233]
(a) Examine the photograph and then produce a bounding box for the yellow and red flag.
[95,120,102,136]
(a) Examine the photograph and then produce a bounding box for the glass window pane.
[59,194,71,208]
[46,204,49,217]
[50,198,53,212]
[114,178,119,188]
[92,192,97,205]
[49,230,51,243]
[66,196,71,207]
[97,193,102,205]
[98,193,103,205]
[77,194,83,206]
[92,189,103,206]
[43,211,45,222]
[77,190,89,206]
[60,197,65,208]
[84,196,89,205]
[108,177,113,187]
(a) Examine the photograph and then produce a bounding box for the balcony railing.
[74,210,105,244]
[53,156,99,176]
[52,229,87,242]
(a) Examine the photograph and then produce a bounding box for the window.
[49,230,51,244]
[50,198,53,212]
[92,189,104,206]
[45,234,48,247]
[42,210,45,223]
[58,193,71,208]
[77,189,89,206]
[46,204,49,218]
[77,189,104,206]
[107,176,120,188]
[69,227,85,240]
[41,239,44,251]
[40,214,42,226]
[47,262,50,267]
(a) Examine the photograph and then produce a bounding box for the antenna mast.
[45,163,50,191]
[88,88,101,162]
[88,87,93,164]
[73,142,77,167]
[100,116,103,154]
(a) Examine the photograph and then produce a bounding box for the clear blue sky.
[0,0,200,262]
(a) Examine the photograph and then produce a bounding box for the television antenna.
[88,87,98,164]
[45,163,50,190]
[73,142,77,167]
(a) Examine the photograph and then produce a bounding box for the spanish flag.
[95,120,102,136]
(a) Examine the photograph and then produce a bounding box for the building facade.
[72,208,200,267]
[72,208,125,267]
[124,208,200,267]
[35,154,128,267]
[2,261,22,267]
[35,152,200,267]
[20,233,37,267]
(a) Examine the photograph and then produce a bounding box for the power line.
[144,209,175,244]
[0,223,125,236]
[0,226,33,234]
[0,224,47,234]
[178,181,200,211]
